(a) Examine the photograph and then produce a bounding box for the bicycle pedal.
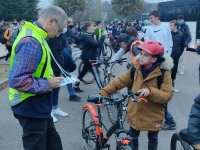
[88,133,97,140]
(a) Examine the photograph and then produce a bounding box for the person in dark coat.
[177,14,192,74]
[169,20,185,92]
[73,21,106,92]
[48,32,81,123]
[48,34,68,123]
[133,20,142,31]
[185,43,200,150]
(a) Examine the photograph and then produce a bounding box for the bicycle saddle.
[87,94,102,103]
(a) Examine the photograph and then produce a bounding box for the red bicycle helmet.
[137,40,164,57]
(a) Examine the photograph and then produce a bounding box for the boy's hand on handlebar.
[138,88,150,97]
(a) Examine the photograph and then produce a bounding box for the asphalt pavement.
[0,51,199,150]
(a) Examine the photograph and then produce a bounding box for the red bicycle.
[82,92,147,150]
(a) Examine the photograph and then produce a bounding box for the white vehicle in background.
[158,0,200,51]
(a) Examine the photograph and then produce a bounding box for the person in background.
[8,6,68,149]
[13,19,18,30]
[73,21,106,92]
[65,18,80,45]
[177,14,192,75]
[133,20,142,31]
[9,20,25,44]
[4,23,14,63]
[62,40,81,101]
[169,20,185,93]
[48,31,69,123]
[94,21,104,58]
[145,10,176,130]
[145,10,173,56]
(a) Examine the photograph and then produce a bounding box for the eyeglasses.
[55,19,63,34]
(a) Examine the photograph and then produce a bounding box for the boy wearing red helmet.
[100,40,173,150]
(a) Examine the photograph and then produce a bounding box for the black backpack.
[0,30,6,44]
[130,66,165,90]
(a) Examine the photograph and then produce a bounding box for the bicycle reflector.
[138,98,148,103]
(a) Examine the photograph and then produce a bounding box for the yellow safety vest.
[94,27,103,40]
[9,21,53,106]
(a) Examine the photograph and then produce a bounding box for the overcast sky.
[39,0,171,8]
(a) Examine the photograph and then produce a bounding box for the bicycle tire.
[78,61,95,84]
[104,77,122,124]
[82,107,99,150]
[118,145,132,150]
[170,132,191,150]
[103,44,112,60]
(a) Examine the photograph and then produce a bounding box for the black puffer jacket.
[80,32,105,61]
[171,31,185,58]
[187,94,200,144]
[48,34,68,72]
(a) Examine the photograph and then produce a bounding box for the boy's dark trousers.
[14,114,63,150]
[130,127,159,150]
[171,56,180,86]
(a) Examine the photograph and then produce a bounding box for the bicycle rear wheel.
[78,61,95,84]
[102,44,112,60]
[170,132,191,150]
[82,108,99,150]
[119,145,132,150]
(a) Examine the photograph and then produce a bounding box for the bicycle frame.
[82,101,132,150]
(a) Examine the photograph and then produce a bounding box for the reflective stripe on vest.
[9,21,53,106]
[130,40,142,65]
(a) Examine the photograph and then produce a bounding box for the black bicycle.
[82,92,147,150]
[89,57,127,124]
[171,129,197,150]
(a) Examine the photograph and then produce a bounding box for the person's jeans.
[14,114,63,150]
[130,127,159,150]
[52,70,62,109]
[165,103,175,124]
[178,47,186,71]
[67,83,74,96]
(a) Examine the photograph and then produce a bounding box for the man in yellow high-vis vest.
[94,21,104,58]
[8,6,68,150]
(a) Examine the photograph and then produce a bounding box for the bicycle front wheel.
[78,61,95,84]
[170,132,191,150]
[103,44,112,60]
[118,145,132,150]
[82,108,99,150]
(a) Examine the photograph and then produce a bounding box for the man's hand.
[138,88,150,97]
[48,77,64,89]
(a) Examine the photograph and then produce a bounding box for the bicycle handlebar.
[87,92,147,105]
[89,58,127,65]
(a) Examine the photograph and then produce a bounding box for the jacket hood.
[134,54,174,71]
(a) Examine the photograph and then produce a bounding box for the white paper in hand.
[59,75,80,87]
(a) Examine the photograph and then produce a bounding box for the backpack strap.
[130,40,142,65]
[130,66,136,81]
[130,66,165,90]
[157,69,165,90]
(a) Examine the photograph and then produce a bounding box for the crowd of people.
[1,5,200,150]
